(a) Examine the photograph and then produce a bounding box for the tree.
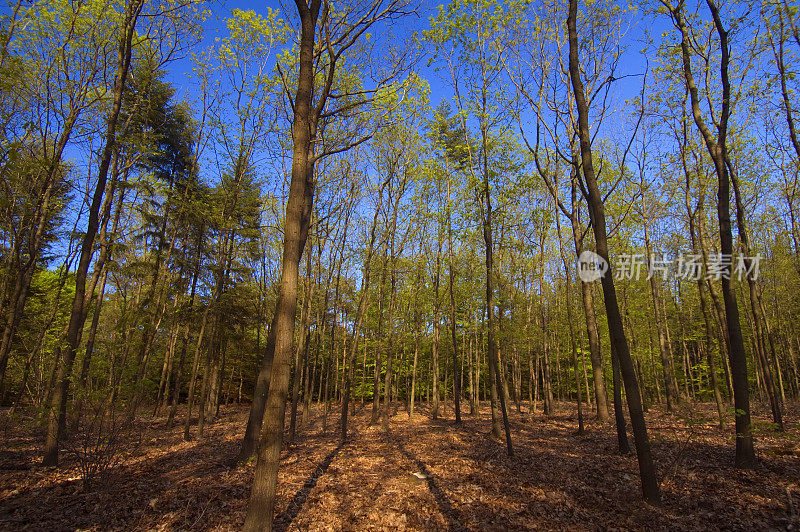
[568,0,661,505]
[661,0,757,468]
[0,0,114,399]
[426,0,517,455]
[506,0,615,424]
[43,0,147,466]
[243,0,415,528]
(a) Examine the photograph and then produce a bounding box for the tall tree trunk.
[70,165,128,425]
[573,207,609,420]
[666,0,756,467]
[371,259,386,424]
[431,228,443,420]
[381,175,410,430]
[727,161,783,430]
[243,0,319,524]
[556,211,583,434]
[469,307,477,415]
[446,176,461,423]
[409,249,423,418]
[480,99,513,457]
[42,0,143,466]
[341,175,390,439]
[679,114,726,427]
[643,223,679,410]
[290,249,314,441]
[568,0,660,504]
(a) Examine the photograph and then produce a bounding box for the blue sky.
[165,0,450,109]
[174,0,664,110]
[0,0,674,265]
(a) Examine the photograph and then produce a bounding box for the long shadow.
[1,405,351,530]
[394,439,465,532]
[273,441,345,532]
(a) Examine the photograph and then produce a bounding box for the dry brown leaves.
[0,400,798,531]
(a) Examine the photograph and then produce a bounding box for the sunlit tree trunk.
[665,0,756,467]
[568,0,660,504]
[42,0,144,466]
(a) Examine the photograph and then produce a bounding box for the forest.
[0,0,799,529]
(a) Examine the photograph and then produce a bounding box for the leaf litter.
[0,401,797,530]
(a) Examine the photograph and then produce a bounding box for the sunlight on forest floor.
[1,401,798,530]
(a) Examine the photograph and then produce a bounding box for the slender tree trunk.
[556,212,583,434]
[371,261,386,424]
[469,309,476,415]
[727,161,784,429]
[680,124,726,426]
[643,224,679,411]
[667,0,756,466]
[431,231,443,420]
[446,176,461,423]
[290,250,314,442]
[573,218,610,420]
[341,175,390,439]
[243,1,319,523]
[568,0,660,503]
[480,106,512,456]
[42,0,143,466]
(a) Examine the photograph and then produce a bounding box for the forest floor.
[0,400,798,531]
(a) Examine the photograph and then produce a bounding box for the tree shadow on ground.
[393,436,466,531]
[273,439,345,532]
[398,403,800,530]
[3,403,798,530]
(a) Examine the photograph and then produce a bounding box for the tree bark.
[666,0,756,467]
[568,0,660,504]
[42,0,143,466]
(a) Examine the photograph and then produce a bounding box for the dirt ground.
[1,400,798,531]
